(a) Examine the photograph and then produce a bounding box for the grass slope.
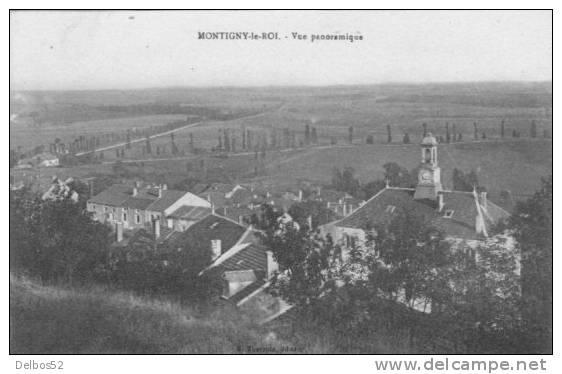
[10,275,282,354]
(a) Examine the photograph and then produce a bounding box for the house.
[41,177,79,202]
[28,152,59,167]
[310,187,364,217]
[87,182,211,231]
[189,214,285,316]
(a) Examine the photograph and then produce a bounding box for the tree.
[509,176,552,353]
[452,168,480,192]
[331,167,360,196]
[260,205,336,308]
[145,135,152,154]
[501,119,505,138]
[530,120,538,138]
[383,162,415,188]
[288,200,340,229]
[361,180,386,199]
[371,209,451,310]
[386,124,392,143]
[10,188,111,284]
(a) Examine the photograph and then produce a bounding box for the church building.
[321,133,510,251]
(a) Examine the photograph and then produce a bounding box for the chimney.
[132,187,138,197]
[307,215,313,229]
[266,250,279,279]
[211,239,222,261]
[438,193,445,212]
[211,203,215,214]
[298,189,303,202]
[116,222,123,242]
[238,215,244,224]
[157,187,163,198]
[153,218,160,240]
[343,204,348,216]
[162,184,168,191]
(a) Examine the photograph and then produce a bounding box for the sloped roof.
[168,205,211,220]
[123,196,157,210]
[334,187,509,240]
[208,183,236,194]
[88,184,188,212]
[146,190,188,212]
[229,278,267,304]
[88,184,131,206]
[217,243,268,273]
[191,183,211,194]
[167,214,246,255]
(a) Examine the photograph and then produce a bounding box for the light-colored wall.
[163,192,211,216]
[224,279,255,298]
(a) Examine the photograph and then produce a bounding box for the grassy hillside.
[9,275,285,354]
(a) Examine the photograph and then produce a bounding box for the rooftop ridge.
[211,211,247,228]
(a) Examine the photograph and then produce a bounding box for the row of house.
[86,181,290,320]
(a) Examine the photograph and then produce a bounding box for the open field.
[261,139,552,195]
[10,83,552,199]
[10,275,288,354]
[9,114,189,150]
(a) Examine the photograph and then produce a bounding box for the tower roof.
[421,133,438,146]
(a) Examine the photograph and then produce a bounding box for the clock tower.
[414,133,443,200]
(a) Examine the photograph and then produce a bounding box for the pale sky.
[10,10,552,90]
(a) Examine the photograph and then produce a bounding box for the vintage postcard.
[9,9,552,363]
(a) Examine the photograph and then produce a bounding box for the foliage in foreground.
[9,275,283,354]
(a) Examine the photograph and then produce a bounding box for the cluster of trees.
[261,175,552,353]
[10,186,111,284]
[330,163,417,200]
[9,182,221,303]
[330,163,485,199]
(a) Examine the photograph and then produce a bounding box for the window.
[123,212,127,221]
[443,210,454,218]
[385,205,396,213]
[345,234,356,248]
[135,214,140,224]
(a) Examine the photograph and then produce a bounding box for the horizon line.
[10,79,553,93]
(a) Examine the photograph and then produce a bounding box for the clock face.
[420,170,432,182]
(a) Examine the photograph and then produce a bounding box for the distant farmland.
[9,114,189,150]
